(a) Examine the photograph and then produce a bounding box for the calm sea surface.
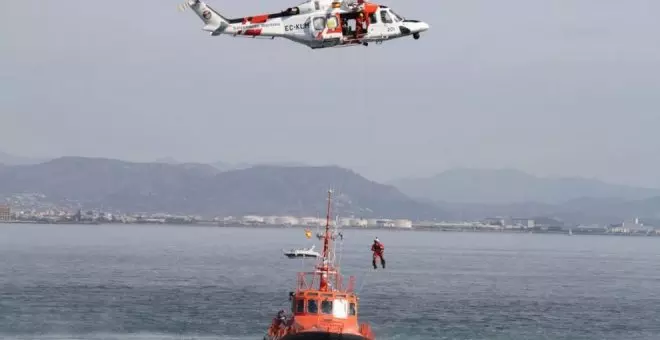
[1,224,659,340]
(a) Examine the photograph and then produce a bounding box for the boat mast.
[317,189,334,291]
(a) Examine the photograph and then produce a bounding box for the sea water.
[1,224,659,339]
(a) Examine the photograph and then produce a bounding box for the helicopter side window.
[326,16,339,30]
[312,17,326,30]
[369,12,378,24]
[349,303,357,316]
[380,10,393,24]
[321,300,333,314]
[308,299,318,314]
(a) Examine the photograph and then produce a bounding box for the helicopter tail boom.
[180,0,230,35]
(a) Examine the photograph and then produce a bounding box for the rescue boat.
[264,190,375,340]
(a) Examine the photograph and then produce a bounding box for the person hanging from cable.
[371,237,385,269]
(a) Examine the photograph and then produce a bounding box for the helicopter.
[178,0,429,49]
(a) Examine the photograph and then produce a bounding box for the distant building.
[483,217,505,226]
[0,205,11,221]
[532,217,564,231]
[338,218,368,227]
[393,219,413,228]
[242,215,265,224]
[275,216,299,225]
[616,217,654,234]
[512,218,535,228]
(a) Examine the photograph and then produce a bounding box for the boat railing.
[296,272,316,290]
[296,271,349,292]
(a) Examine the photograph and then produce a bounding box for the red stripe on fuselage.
[250,15,269,23]
[244,28,262,36]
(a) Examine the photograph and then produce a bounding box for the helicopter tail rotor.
[177,0,199,12]
[177,0,230,35]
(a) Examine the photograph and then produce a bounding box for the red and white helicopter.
[178,0,429,49]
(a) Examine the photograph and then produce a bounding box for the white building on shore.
[235,214,411,228]
[364,218,413,228]
[242,215,264,224]
[275,216,299,225]
[300,217,325,226]
[393,219,413,228]
[338,218,368,227]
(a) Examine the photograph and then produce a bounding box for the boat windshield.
[321,300,333,314]
[308,299,318,313]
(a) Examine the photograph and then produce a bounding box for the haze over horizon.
[2,0,659,187]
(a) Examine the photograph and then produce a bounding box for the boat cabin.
[282,270,369,334]
[291,290,358,319]
[267,270,372,339]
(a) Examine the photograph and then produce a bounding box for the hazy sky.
[2,0,659,187]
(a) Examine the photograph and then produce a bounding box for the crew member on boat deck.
[274,310,287,327]
[371,238,385,269]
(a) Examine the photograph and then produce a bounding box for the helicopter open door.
[339,11,368,41]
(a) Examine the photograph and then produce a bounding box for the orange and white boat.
[264,190,375,340]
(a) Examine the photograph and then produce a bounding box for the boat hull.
[281,332,371,340]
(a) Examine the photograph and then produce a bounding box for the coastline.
[2,220,658,237]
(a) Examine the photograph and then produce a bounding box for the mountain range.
[0,150,308,172]
[388,168,660,224]
[389,168,660,205]
[0,157,442,219]
[1,151,659,223]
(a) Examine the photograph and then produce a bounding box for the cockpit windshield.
[390,10,404,22]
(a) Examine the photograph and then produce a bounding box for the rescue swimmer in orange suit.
[371,238,385,269]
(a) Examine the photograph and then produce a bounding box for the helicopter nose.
[419,22,429,32]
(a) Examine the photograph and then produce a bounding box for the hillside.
[0,157,443,219]
[390,168,660,204]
